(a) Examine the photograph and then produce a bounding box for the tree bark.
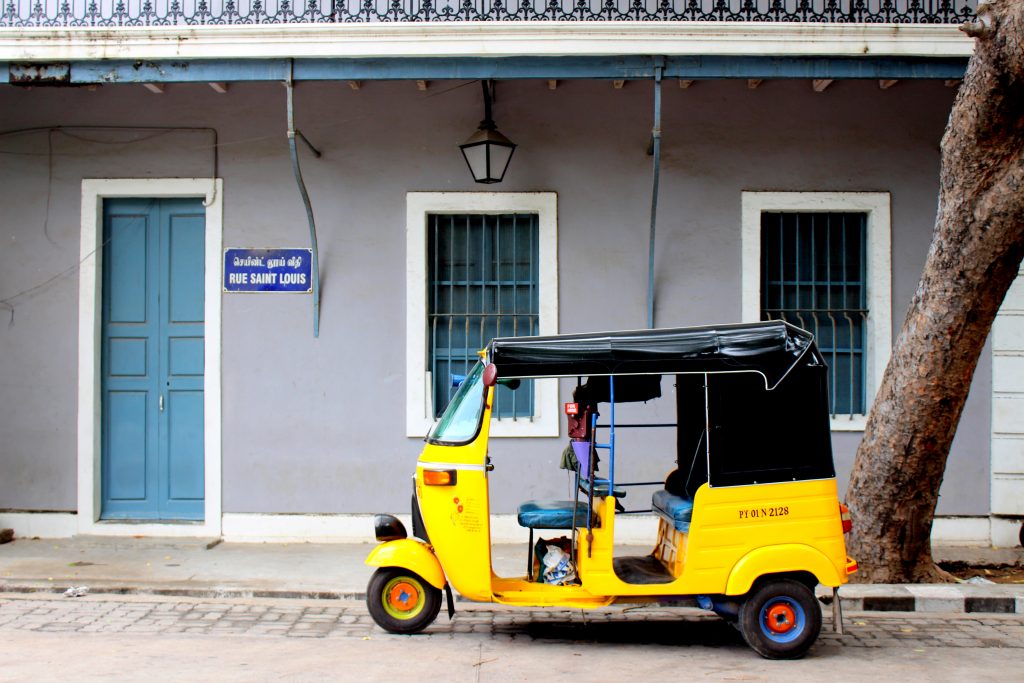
[845,0,1024,583]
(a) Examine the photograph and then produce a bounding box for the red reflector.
[423,469,456,486]
[564,402,579,416]
[839,503,853,534]
[846,557,859,574]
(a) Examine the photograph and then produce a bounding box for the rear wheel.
[738,579,822,659]
[367,567,442,635]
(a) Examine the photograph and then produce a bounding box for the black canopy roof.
[487,320,822,390]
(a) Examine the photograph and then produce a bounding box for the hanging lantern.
[458,80,516,184]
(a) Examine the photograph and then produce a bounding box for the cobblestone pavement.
[1,592,1022,650]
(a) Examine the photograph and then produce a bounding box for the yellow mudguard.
[365,538,446,590]
[725,543,844,596]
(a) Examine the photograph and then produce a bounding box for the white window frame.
[406,192,559,438]
[78,178,223,536]
[741,191,891,432]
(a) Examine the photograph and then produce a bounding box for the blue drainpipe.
[286,60,322,337]
[646,57,665,330]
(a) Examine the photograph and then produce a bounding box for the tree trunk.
[845,0,1024,583]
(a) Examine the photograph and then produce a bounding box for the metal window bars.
[0,0,976,26]
[760,212,867,418]
[428,212,539,420]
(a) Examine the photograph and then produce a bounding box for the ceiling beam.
[812,78,833,92]
[416,79,428,91]
[208,82,228,93]
[547,79,557,90]
[747,79,762,89]
[879,79,899,90]
[63,56,970,85]
[142,83,165,93]
[613,79,625,89]
[678,79,694,89]
[347,80,362,90]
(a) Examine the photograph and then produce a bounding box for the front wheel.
[738,579,822,659]
[367,567,442,634]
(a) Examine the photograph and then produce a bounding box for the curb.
[818,584,1024,614]
[3,582,1023,614]
[0,584,364,601]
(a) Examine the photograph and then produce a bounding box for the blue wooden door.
[102,198,206,520]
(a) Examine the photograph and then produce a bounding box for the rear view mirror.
[483,364,519,389]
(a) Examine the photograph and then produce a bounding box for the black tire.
[366,567,442,635]
[738,579,822,659]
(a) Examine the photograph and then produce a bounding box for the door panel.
[168,338,204,376]
[102,201,160,518]
[108,338,148,377]
[167,390,205,501]
[107,214,149,323]
[168,214,206,323]
[102,198,205,520]
[159,203,205,518]
[105,391,149,500]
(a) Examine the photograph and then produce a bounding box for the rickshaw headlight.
[374,514,408,542]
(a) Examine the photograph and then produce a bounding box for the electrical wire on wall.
[0,80,465,332]
[0,126,218,327]
[0,79,483,331]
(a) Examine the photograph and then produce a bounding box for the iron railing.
[428,213,538,421]
[760,212,868,417]
[0,0,976,27]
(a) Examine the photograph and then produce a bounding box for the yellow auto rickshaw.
[366,321,857,659]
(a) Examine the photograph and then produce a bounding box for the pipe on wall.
[646,57,665,330]
[285,60,322,337]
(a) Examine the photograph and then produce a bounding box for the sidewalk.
[1,536,1022,613]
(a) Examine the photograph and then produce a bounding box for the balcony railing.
[1,0,976,27]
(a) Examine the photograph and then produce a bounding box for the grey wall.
[0,77,989,516]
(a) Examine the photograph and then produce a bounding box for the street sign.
[224,248,313,293]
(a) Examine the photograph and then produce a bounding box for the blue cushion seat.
[517,500,599,529]
[652,490,694,533]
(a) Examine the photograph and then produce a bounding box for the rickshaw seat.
[651,490,694,533]
[517,500,600,529]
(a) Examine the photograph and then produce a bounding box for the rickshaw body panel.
[683,479,850,594]
[364,538,446,590]
[414,399,494,602]
[565,479,848,599]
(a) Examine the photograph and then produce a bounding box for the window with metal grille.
[761,212,867,416]
[428,213,538,419]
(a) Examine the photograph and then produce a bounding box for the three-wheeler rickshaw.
[366,321,857,659]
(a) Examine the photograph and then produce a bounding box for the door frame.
[78,178,223,537]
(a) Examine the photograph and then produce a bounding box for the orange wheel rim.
[388,582,419,612]
[765,603,796,633]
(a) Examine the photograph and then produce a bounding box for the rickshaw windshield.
[427,361,487,445]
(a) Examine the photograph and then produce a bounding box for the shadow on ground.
[512,617,745,647]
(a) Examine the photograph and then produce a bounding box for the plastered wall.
[0,77,989,516]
